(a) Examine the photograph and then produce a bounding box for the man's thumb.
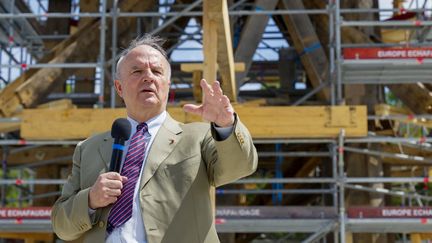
[183,104,202,115]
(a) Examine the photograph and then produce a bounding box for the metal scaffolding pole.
[0,179,66,185]
[331,142,339,243]
[232,177,430,184]
[328,0,336,106]
[258,151,331,157]
[291,81,330,106]
[302,221,337,243]
[110,0,119,108]
[234,178,336,184]
[342,20,432,27]
[0,6,428,19]
[335,0,343,104]
[149,0,202,35]
[344,184,432,201]
[342,146,432,165]
[216,188,335,195]
[0,63,99,68]
[98,0,107,107]
[338,129,346,243]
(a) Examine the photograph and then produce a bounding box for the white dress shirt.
[106,111,166,243]
[102,111,233,243]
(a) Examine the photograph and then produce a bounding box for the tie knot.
[136,123,148,133]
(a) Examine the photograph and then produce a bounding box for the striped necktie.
[107,122,148,232]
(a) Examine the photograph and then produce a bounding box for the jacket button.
[99,221,105,228]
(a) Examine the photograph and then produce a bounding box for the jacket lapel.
[140,114,182,189]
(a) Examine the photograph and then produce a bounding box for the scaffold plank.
[20,105,367,139]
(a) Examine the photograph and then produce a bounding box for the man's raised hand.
[183,79,234,127]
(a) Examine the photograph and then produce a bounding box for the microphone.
[109,118,131,172]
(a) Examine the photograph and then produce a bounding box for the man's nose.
[141,70,154,82]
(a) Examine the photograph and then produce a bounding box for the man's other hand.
[88,172,128,209]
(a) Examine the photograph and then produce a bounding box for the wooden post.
[203,0,218,84]
[180,63,245,103]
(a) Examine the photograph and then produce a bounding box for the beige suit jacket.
[52,113,258,243]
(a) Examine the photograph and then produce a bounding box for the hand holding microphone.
[89,118,131,209]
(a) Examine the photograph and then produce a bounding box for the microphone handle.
[109,138,125,173]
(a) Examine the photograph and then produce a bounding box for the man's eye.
[153,69,162,75]
[132,70,141,74]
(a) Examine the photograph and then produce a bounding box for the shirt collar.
[127,111,167,139]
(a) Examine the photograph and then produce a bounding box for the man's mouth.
[140,88,154,93]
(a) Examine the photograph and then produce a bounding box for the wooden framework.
[203,0,237,102]
[20,106,367,140]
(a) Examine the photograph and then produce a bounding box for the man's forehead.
[124,46,166,65]
[128,45,161,58]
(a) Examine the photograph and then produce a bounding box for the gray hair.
[115,34,170,80]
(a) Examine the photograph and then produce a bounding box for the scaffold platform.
[342,47,432,84]
[2,206,432,234]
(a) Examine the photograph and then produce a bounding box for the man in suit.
[51,34,258,243]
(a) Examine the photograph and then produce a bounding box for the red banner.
[348,207,432,218]
[343,47,432,59]
[0,207,52,219]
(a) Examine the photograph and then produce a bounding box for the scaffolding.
[0,0,432,242]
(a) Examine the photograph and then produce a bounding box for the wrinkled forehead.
[116,44,171,79]
[124,45,165,66]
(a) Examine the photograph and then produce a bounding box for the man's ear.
[114,79,123,98]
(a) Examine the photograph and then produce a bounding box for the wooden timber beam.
[0,99,76,133]
[278,0,330,101]
[203,0,237,102]
[386,84,432,114]
[234,0,279,89]
[375,104,432,128]
[20,106,367,140]
[381,144,432,165]
[181,63,245,73]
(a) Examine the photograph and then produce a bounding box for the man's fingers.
[183,104,203,115]
[105,179,124,190]
[221,95,230,106]
[200,79,212,94]
[106,188,122,197]
[212,81,223,96]
[105,172,123,181]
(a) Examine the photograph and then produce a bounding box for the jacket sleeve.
[51,142,101,241]
[203,114,258,187]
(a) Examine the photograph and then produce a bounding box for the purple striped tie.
[107,123,148,231]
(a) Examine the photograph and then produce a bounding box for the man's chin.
[137,99,161,108]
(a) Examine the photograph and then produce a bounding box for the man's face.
[115,45,171,121]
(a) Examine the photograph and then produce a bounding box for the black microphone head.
[111,118,131,140]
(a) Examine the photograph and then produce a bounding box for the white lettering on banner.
[382,209,412,217]
[376,49,432,58]
[377,50,407,58]
[216,208,261,217]
[407,49,432,57]
[0,208,51,218]
[238,209,260,216]
[413,209,432,217]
